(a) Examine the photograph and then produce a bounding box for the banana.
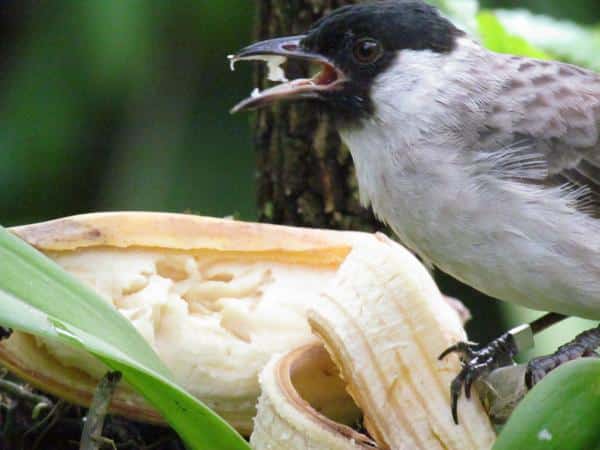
[2,213,496,447]
[3,212,374,434]
[251,234,496,450]
[250,343,374,450]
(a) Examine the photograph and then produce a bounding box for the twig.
[0,376,53,417]
[29,400,67,450]
[79,371,121,450]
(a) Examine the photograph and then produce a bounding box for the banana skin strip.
[253,235,496,449]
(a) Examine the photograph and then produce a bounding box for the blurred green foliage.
[476,11,550,58]
[481,0,600,25]
[0,1,256,226]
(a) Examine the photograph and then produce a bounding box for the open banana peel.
[252,235,496,449]
[2,212,496,448]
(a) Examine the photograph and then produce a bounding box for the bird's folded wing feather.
[479,56,600,216]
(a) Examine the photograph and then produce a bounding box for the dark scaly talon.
[438,341,478,361]
[450,373,465,424]
[525,324,600,389]
[464,368,478,399]
[440,332,519,425]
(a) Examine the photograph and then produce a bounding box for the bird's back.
[476,52,600,218]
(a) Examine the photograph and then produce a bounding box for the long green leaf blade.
[53,320,251,450]
[0,226,251,450]
[0,223,167,376]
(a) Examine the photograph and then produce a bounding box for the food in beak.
[229,50,343,113]
[229,54,289,83]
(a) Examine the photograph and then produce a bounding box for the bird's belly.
[371,172,600,320]
[390,211,600,319]
[341,127,600,319]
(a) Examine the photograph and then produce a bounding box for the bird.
[230,0,600,424]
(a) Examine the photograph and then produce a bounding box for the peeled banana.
[3,212,374,434]
[251,234,496,450]
[1,212,497,448]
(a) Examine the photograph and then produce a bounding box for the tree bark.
[254,0,378,231]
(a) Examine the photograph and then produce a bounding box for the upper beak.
[232,35,315,62]
[229,35,344,113]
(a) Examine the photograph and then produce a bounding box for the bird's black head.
[231,0,463,124]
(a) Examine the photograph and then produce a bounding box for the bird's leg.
[438,331,519,424]
[525,324,600,388]
[439,312,567,424]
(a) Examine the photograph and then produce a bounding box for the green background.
[1,0,599,348]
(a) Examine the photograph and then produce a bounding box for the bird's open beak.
[229,35,345,113]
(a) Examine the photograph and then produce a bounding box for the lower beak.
[229,35,344,113]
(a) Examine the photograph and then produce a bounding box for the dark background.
[1,1,599,349]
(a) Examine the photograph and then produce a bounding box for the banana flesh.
[252,234,496,449]
[3,212,374,434]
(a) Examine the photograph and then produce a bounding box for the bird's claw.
[439,332,518,424]
[438,341,478,361]
[525,325,600,389]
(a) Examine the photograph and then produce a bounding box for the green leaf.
[0,225,251,450]
[477,11,551,59]
[493,358,600,450]
[0,224,168,376]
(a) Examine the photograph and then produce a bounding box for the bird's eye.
[353,38,383,64]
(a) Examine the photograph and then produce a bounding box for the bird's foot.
[525,325,600,388]
[0,327,12,341]
[439,332,519,424]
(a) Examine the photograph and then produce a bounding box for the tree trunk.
[253,0,504,343]
[253,0,378,231]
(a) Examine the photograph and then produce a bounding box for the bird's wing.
[478,56,600,216]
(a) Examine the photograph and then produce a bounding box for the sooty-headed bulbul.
[230,0,600,424]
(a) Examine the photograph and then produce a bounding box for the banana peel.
[250,343,374,450]
[251,234,496,449]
